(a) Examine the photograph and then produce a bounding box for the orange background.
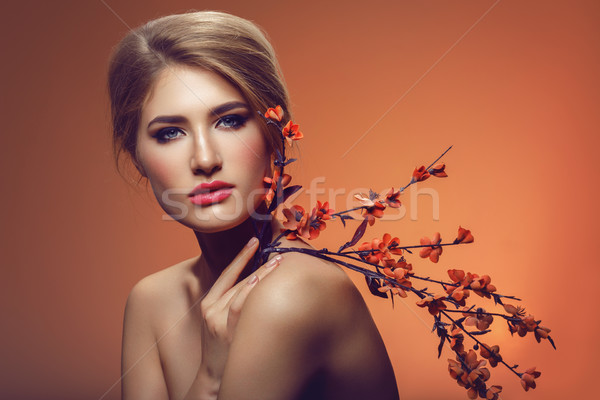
[1,0,598,399]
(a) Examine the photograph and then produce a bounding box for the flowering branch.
[255,106,554,398]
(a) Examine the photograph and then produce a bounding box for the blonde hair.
[108,11,291,175]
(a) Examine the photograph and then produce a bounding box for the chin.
[187,218,247,234]
[163,203,253,233]
[157,192,269,233]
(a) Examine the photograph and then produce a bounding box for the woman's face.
[136,65,271,232]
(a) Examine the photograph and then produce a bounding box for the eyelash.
[152,114,249,143]
[216,114,248,130]
[152,127,184,144]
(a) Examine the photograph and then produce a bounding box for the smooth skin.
[121,65,399,400]
[122,235,399,400]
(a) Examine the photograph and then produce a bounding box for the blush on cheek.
[140,151,184,192]
[235,134,270,171]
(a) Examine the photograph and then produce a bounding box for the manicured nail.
[246,237,258,248]
[267,255,282,268]
[248,275,258,285]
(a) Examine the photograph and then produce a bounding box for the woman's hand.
[184,237,281,400]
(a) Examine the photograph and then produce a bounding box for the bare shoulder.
[121,257,200,400]
[232,245,399,399]
[242,247,367,342]
[125,256,200,329]
[127,257,197,300]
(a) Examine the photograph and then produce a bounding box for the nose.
[190,130,222,176]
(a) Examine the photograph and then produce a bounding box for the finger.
[226,256,282,333]
[205,237,259,301]
[208,256,281,343]
[220,254,282,305]
[226,274,259,334]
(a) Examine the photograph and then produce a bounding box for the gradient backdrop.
[1,0,598,399]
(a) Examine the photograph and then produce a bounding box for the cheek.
[226,133,271,212]
[233,133,271,175]
[137,145,187,191]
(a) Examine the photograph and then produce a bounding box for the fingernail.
[246,237,258,248]
[267,255,281,268]
[248,275,258,285]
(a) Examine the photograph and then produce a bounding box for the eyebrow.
[212,101,250,116]
[146,101,250,129]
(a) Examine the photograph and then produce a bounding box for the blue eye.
[217,114,248,130]
[153,127,184,143]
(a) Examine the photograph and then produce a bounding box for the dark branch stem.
[331,206,365,219]
[441,310,523,378]
[442,308,522,321]
[426,145,453,170]
[340,241,461,255]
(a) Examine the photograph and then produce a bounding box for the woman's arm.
[182,241,281,400]
[218,253,399,400]
[121,277,170,400]
[122,239,281,400]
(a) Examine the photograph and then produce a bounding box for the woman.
[108,11,399,400]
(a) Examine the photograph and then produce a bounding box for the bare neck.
[192,215,274,292]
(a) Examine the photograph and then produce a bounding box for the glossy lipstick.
[189,181,234,206]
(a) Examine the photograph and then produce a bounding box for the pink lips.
[189,180,234,206]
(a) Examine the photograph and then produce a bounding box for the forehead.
[140,65,245,121]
